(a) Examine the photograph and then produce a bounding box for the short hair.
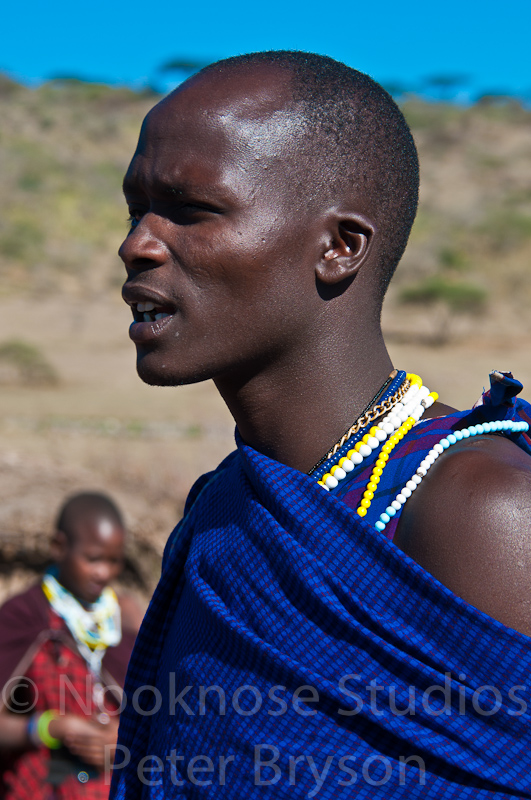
[199,51,419,298]
[56,492,124,543]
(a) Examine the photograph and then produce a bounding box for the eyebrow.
[122,177,218,200]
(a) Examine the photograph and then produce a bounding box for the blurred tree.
[381,80,412,99]
[151,57,213,93]
[422,73,470,102]
[158,58,210,73]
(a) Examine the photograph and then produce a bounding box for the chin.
[136,351,181,387]
[78,590,102,605]
[136,352,214,387]
[137,366,180,387]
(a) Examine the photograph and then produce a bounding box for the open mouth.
[132,301,173,323]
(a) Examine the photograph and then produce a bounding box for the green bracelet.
[36,710,61,749]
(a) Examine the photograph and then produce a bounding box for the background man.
[113,52,531,797]
[0,492,142,799]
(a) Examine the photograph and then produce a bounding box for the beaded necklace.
[311,370,529,535]
[310,370,410,479]
[374,418,529,533]
[315,374,439,507]
[42,572,121,677]
[308,370,401,476]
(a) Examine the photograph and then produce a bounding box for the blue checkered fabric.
[111,379,531,798]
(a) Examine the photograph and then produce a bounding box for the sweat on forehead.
[158,61,295,123]
[138,66,302,171]
[56,492,124,544]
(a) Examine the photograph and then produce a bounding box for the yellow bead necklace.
[317,374,439,514]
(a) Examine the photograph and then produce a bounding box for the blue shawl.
[112,378,531,798]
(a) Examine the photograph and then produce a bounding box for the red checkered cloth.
[2,604,121,800]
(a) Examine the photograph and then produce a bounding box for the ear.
[316,213,375,286]
[50,530,69,563]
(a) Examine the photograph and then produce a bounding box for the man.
[113,52,531,797]
[0,492,142,799]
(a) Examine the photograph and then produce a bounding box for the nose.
[118,214,169,272]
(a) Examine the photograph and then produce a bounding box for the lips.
[122,284,177,344]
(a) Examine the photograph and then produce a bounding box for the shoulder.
[0,582,48,624]
[395,433,531,636]
[0,584,50,692]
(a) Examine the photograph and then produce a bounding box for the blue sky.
[2,0,530,100]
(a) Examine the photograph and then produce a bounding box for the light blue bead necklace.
[375,419,529,533]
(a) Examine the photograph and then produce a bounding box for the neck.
[215,326,393,473]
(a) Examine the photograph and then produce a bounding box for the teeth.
[137,301,156,312]
[133,302,172,323]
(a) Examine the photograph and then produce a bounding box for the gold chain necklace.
[308,370,406,476]
[325,378,411,461]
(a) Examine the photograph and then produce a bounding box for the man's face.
[56,518,125,605]
[119,68,323,390]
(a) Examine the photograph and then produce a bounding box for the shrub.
[399,276,487,314]
[477,212,531,253]
[0,339,58,385]
[438,247,468,271]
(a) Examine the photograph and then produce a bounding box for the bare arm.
[0,712,31,749]
[0,710,118,767]
[394,434,531,637]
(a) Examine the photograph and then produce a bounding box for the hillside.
[1,77,530,597]
[1,77,530,324]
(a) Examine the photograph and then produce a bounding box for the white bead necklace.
[375,419,530,532]
[318,374,438,494]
